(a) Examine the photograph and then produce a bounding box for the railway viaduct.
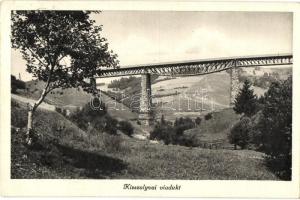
[92,54,293,125]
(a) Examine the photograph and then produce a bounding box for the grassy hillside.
[19,79,92,107]
[153,72,231,121]
[16,79,139,121]
[11,99,277,180]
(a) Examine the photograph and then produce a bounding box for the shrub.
[151,116,195,145]
[150,123,175,145]
[118,121,134,136]
[229,117,251,150]
[70,100,107,131]
[195,117,202,126]
[55,107,62,113]
[104,115,118,135]
[174,117,195,136]
[181,133,200,147]
[62,109,67,117]
[204,113,213,120]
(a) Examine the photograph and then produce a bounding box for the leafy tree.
[258,76,292,180]
[233,80,257,117]
[11,11,118,145]
[228,117,251,150]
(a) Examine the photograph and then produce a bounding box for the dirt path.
[11,94,56,111]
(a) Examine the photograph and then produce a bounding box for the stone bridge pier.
[230,66,239,106]
[139,73,153,125]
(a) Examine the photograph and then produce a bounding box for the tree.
[11,11,118,145]
[233,80,257,117]
[228,117,251,150]
[258,77,292,180]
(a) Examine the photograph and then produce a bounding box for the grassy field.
[11,100,278,180]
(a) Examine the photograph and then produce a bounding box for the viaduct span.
[93,54,293,125]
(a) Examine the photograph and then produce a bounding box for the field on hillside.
[18,79,92,107]
[153,72,231,121]
[15,79,139,121]
[11,99,278,180]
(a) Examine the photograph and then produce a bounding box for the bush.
[229,117,251,150]
[204,113,212,120]
[176,132,198,147]
[174,117,195,135]
[70,100,107,131]
[55,107,62,113]
[150,123,175,145]
[151,116,195,145]
[195,117,202,126]
[69,100,126,136]
[105,115,118,135]
[118,121,134,136]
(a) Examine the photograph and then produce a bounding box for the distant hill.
[20,79,92,107]
[153,72,231,121]
[16,79,138,122]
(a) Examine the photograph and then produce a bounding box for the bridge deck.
[95,54,293,78]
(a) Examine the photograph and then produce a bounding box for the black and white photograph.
[1,1,300,198]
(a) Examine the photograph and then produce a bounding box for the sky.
[11,11,292,81]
